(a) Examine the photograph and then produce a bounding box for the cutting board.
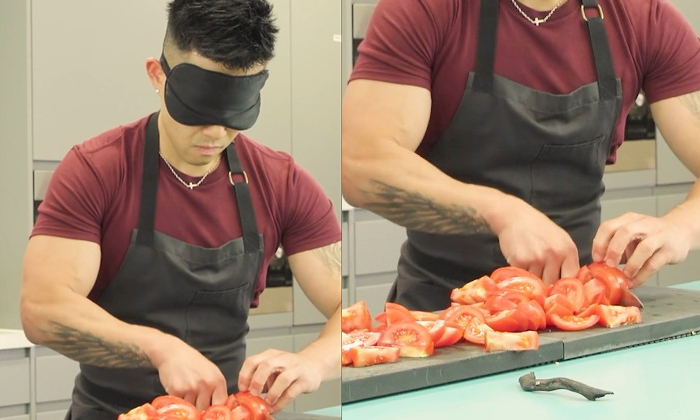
[341,285,700,403]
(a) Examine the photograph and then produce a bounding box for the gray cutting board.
[341,286,700,404]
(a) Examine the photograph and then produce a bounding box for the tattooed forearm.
[680,91,700,119]
[361,180,492,235]
[40,321,152,368]
[313,242,341,273]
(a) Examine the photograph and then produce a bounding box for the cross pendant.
[187,182,196,189]
[533,18,542,26]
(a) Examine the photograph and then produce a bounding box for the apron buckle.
[581,4,604,21]
[228,171,249,185]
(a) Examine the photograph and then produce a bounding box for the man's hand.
[238,349,323,413]
[494,197,580,284]
[153,336,228,412]
[592,212,692,287]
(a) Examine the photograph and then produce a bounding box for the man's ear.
[145,57,165,92]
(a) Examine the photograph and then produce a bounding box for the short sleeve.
[642,0,700,102]
[350,0,456,90]
[279,162,341,255]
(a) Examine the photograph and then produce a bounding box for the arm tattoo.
[680,91,700,120]
[312,242,341,274]
[40,321,152,368]
[361,179,492,235]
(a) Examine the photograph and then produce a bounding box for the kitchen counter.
[0,328,33,350]
[340,281,700,420]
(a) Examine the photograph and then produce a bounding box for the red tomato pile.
[117,392,273,420]
[341,263,643,368]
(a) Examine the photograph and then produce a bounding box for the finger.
[592,213,644,262]
[248,356,285,397]
[211,381,229,406]
[195,388,215,412]
[560,252,580,280]
[238,350,274,392]
[541,260,562,285]
[525,262,544,282]
[605,226,646,268]
[265,372,298,410]
[181,391,197,408]
[623,237,662,283]
[270,381,304,414]
[628,248,667,288]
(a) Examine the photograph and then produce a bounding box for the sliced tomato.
[151,396,198,420]
[485,307,529,332]
[583,277,610,306]
[619,289,644,308]
[200,405,233,420]
[342,300,372,333]
[442,304,486,328]
[550,313,600,331]
[544,294,575,323]
[234,391,272,420]
[348,345,401,367]
[577,303,599,318]
[484,330,539,352]
[225,393,240,410]
[496,276,546,307]
[548,277,586,313]
[434,321,466,347]
[385,302,416,325]
[377,321,434,357]
[576,265,592,283]
[118,403,159,420]
[587,262,630,304]
[231,406,253,420]
[463,318,494,345]
[416,320,447,342]
[519,300,547,331]
[483,290,529,313]
[596,305,643,328]
[410,310,440,321]
[490,266,542,283]
[450,275,498,304]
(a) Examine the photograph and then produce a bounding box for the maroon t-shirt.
[351,0,700,161]
[32,115,341,305]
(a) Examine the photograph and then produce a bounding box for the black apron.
[66,114,264,419]
[388,0,622,311]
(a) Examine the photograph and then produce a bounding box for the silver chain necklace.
[159,152,221,190]
[510,0,567,26]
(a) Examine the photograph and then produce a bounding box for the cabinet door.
[0,349,30,409]
[31,0,168,161]
[35,347,79,404]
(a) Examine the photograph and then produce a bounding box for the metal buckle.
[581,4,604,21]
[228,171,249,185]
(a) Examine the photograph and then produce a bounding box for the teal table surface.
[339,281,700,420]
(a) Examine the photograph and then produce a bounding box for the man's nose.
[201,125,229,139]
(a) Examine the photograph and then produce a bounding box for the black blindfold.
[160,54,269,130]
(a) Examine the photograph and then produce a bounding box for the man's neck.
[516,0,568,12]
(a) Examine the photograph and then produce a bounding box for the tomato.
[450,275,498,304]
[416,320,447,342]
[200,405,233,420]
[583,278,610,306]
[548,277,586,313]
[485,303,531,332]
[442,304,486,327]
[410,310,440,321]
[118,403,158,420]
[234,391,272,420]
[385,302,416,325]
[225,393,240,410]
[151,396,198,420]
[484,331,539,352]
[587,262,630,304]
[342,300,372,333]
[550,313,600,331]
[490,266,542,283]
[462,318,493,345]
[348,345,401,367]
[483,290,529,313]
[434,321,466,347]
[519,300,546,331]
[596,305,642,328]
[619,289,644,308]
[543,294,575,324]
[496,276,546,307]
[377,321,434,357]
[231,406,253,420]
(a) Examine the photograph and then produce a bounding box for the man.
[20,0,341,418]
[342,0,700,311]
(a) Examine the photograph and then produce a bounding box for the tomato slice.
[490,266,542,283]
[463,318,493,345]
[434,321,466,347]
[231,406,253,420]
[586,262,630,304]
[442,304,487,328]
[385,302,416,325]
[519,300,546,331]
[450,275,498,304]
[416,320,447,342]
[596,305,643,328]
[496,276,546,307]
[342,300,373,333]
[118,403,159,420]
[225,393,240,410]
[485,307,529,332]
[234,391,272,420]
[550,313,600,331]
[151,396,198,420]
[484,331,539,352]
[377,321,434,357]
[348,345,401,367]
[410,310,440,321]
[200,405,233,420]
[548,277,586,313]
[583,278,610,306]
[483,290,529,313]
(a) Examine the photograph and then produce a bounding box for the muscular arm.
[20,235,169,368]
[593,90,700,284]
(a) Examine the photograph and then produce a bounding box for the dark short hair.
[165,0,278,70]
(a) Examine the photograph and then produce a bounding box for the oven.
[32,170,293,315]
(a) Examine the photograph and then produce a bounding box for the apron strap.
[225,141,262,252]
[136,113,160,246]
[472,0,499,92]
[581,0,617,101]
